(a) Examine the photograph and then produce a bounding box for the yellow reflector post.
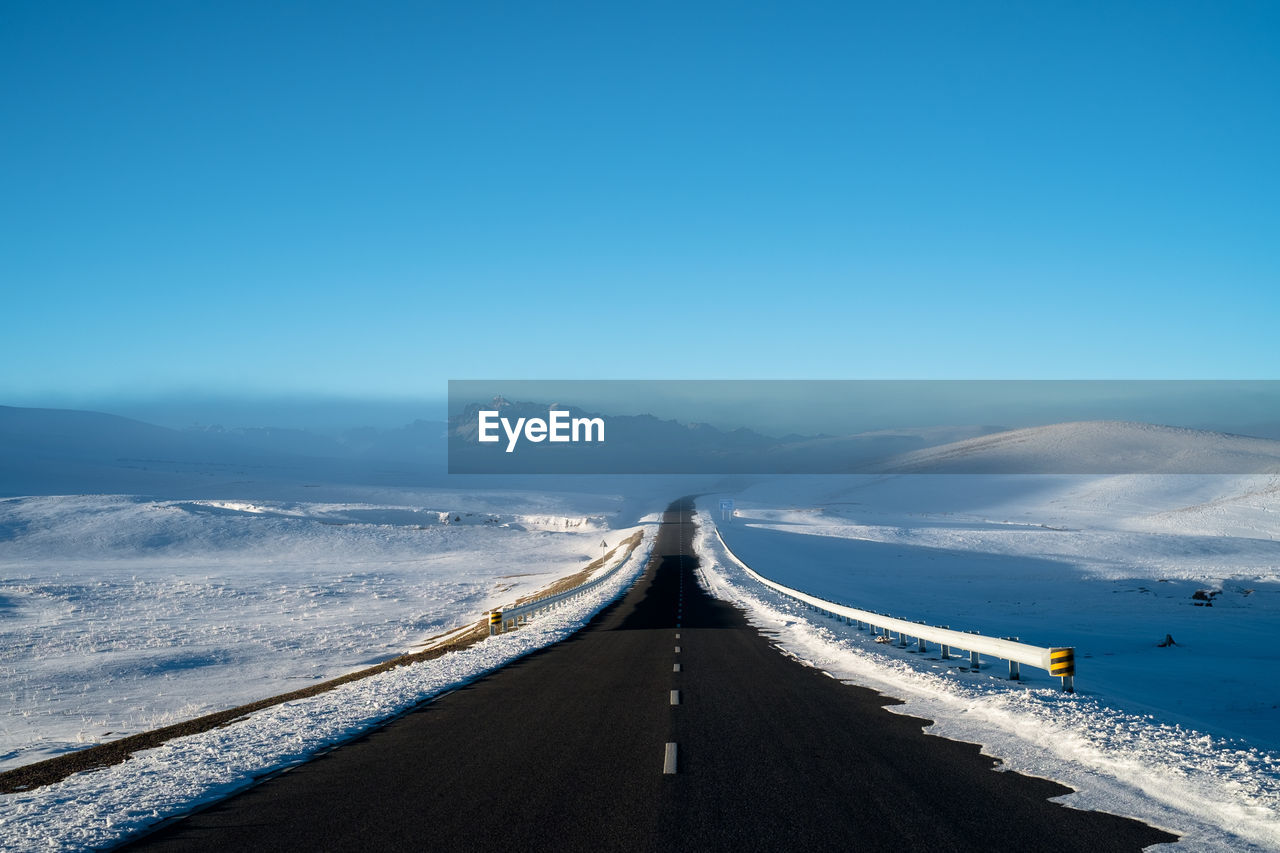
[1048,648,1075,676]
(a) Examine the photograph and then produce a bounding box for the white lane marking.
[663,742,678,774]
[673,663,681,672]
[675,645,681,653]
[675,633,680,639]
[670,689,681,705]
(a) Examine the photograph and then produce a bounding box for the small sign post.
[719,499,734,521]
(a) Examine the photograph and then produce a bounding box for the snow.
[876,420,1280,474]
[4,414,1279,849]
[698,468,1280,851]
[0,490,631,774]
[0,526,652,851]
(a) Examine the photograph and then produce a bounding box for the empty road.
[126,499,1175,851]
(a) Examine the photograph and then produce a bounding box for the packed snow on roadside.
[0,489,637,774]
[697,472,1280,852]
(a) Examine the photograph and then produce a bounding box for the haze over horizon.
[7,378,1280,442]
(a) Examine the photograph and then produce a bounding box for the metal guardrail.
[488,535,643,635]
[713,526,1075,692]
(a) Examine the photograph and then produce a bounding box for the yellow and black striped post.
[489,610,502,636]
[1048,647,1075,693]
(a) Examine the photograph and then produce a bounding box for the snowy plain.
[0,489,644,774]
[0,518,654,851]
[699,467,1280,851]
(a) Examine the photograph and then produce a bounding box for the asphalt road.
[125,499,1176,852]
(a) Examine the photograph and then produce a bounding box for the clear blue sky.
[3,1,1277,411]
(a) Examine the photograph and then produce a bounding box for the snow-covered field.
[699,471,1280,851]
[0,489,640,774]
[0,517,654,851]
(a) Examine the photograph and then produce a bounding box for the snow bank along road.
[124,500,1175,852]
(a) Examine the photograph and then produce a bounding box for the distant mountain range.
[446,397,1004,474]
[4,401,1278,497]
[447,399,1280,475]
[0,405,447,496]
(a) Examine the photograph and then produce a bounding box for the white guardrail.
[714,528,1076,692]
[488,536,641,635]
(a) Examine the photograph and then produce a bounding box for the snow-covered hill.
[873,420,1280,474]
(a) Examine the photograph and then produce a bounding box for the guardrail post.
[1049,648,1075,693]
[715,526,1079,688]
[1003,635,1024,681]
[489,610,502,636]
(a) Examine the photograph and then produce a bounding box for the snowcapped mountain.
[872,420,1280,474]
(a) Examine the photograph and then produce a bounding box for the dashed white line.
[663,742,678,774]
[673,663,681,672]
[670,689,681,705]
[675,645,681,653]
